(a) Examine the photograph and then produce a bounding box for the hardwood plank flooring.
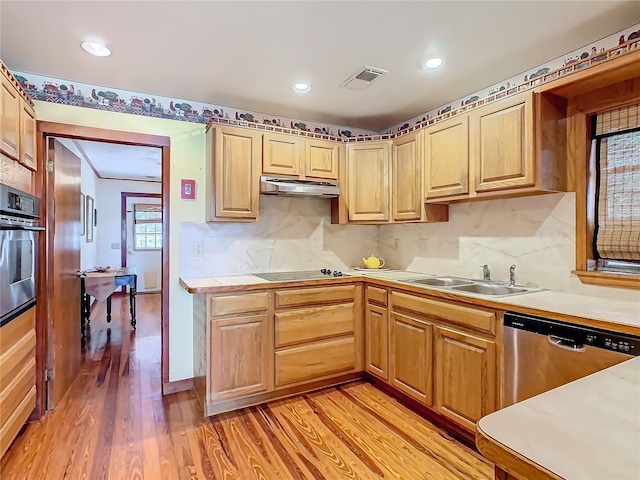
[1,293,494,479]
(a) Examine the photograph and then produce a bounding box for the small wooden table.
[80,268,137,338]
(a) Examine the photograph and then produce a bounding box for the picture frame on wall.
[80,192,86,236]
[86,195,94,243]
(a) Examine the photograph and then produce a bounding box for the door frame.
[120,191,162,293]
[33,122,170,419]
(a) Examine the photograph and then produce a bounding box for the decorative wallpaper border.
[383,23,640,134]
[10,71,376,140]
[9,23,640,143]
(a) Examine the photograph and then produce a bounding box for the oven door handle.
[0,225,45,231]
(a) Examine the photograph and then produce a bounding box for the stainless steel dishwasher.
[504,311,640,406]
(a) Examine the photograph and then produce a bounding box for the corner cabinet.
[392,131,423,221]
[206,126,262,222]
[469,91,534,192]
[346,141,391,222]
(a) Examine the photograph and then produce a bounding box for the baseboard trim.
[163,378,194,395]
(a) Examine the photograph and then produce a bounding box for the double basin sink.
[398,276,543,297]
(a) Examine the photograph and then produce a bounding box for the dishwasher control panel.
[504,312,640,356]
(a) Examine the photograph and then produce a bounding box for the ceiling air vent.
[341,66,388,91]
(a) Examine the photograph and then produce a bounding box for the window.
[134,203,162,250]
[590,103,640,274]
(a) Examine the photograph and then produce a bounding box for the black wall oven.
[0,184,44,325]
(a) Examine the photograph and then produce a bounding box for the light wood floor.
[1,293,494,479]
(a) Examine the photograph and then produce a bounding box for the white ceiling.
[59,138,162,182]
[2,1,640,130]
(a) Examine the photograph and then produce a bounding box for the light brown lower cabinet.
[434,325,497,431]
[365,303,388,380]
[390,312,433,405]
[0,306,36,459]
[275,336,355,386]
[208,314,270,402]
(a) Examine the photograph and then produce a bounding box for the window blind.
[594,104,640,262]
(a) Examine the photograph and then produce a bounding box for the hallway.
[1,294,493,480]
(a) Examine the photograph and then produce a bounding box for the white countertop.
[478,356,640,480]
[180,270,640,330]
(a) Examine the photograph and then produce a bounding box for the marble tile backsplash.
[378,192,638,302]
[180,196,379,276]
[180,192,639,302]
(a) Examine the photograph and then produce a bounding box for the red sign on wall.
[181,179,196,200]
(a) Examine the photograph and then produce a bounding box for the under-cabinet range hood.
[260,176,340,198]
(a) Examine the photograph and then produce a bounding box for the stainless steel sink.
[404,277,473,287]
[451,284,528,296]
[397,275,543,297]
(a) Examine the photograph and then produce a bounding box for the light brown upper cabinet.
[206,125,262,222]
[470,90,535,192]
[1,68,37,172]
[262,134,339,181]
[392,131,423,221]
[305,139,339,180]
[262,132,303,177]
[1,71,21,161]
[19,101,36,171]
[346,141,391,222]
[425,116,469,200]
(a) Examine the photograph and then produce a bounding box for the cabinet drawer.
[275,285,355,308]
[275,336,355,386]
[366,286,388,306]
[209,292,269,317]
[0,358,36,427]
[0,385,35,458]
[276,303,354,348]
[391,291,496,334]
[0,330,36,392]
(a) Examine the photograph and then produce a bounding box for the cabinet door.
[305,139,338,180]
[390,312,433,404]
[392,131,423,221]
[434,325,496,431]
[212,126,261,220]
[365,303,388,380]
[19,100,37,171]
[470,91,535,192]
[346,142,391,222]
[263,132,302,177]
[425,116,469,199]
[1,74,21,160]
[209,314,270,400]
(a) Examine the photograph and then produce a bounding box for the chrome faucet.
[509,264,517,286]
[480,264,491,281]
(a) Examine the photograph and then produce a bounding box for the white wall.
[95,178,161,267]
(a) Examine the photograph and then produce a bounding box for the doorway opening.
[35,123,170,416]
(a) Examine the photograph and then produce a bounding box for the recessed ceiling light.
[292,83,311,94]
[81,41,112,57]
[424,57,444,69]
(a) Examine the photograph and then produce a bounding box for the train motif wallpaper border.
[10,71,375,139]
[9,23,640,139]
[383,23,640,134]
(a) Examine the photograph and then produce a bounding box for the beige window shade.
[594,104,640,262]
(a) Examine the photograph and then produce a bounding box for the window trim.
[569,89,640,290]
